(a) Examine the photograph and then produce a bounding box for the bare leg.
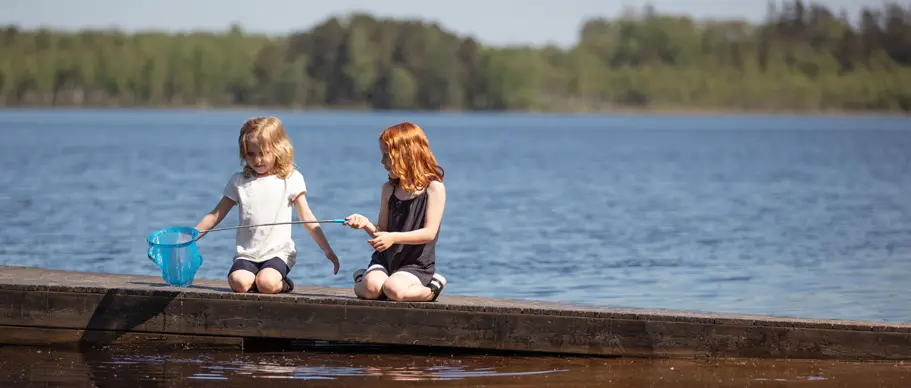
[354,270,387,300]
[255,268,284,294]
[228,270,256,293]
[382,272,436,302]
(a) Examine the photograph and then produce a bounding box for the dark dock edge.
[1,265,909,360]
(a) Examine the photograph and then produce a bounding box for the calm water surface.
[0,345,908,387]
[1,109,910,387]
[0,109,909,322]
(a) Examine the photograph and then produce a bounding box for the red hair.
[380,122,444,193]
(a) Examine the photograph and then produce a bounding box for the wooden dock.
[1,265,909,360]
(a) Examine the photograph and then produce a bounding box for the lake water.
[1,344,909,387]
[2,108,910,386]
[1,108,910,323]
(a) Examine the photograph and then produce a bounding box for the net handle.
[198,219,346,233]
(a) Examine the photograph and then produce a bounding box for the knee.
[255,275,283,294]
[382,282,408,302]
[228,271,255,293]
[355,279,385,300]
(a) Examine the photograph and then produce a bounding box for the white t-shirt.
[222,170,307,268]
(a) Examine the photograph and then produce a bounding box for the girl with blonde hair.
[194,116,340,294]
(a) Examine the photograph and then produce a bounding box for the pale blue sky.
[4,0,883,47]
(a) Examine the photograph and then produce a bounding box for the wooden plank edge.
[0,325,244,351]
[1,282,907,334]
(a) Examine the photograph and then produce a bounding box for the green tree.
[0,1,909,112]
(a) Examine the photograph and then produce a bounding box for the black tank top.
[370,186,437,284]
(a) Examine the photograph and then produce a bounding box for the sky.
[3,0,885,47]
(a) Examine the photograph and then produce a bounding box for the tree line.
[1,1,909,113]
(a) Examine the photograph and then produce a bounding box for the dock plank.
[0,265,909,360]
[0,326,243,350]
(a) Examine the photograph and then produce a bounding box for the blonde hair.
[380,121,444,193]
[238,116,295,179]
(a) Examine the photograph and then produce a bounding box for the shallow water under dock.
[1,343,907,387]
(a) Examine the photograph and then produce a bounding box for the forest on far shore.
[1,1,910,113]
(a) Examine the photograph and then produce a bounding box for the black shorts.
[228,257,290,279]
[368,255,434,286]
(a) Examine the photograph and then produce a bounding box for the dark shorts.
[229,257,290,279]
[368,255,434,287]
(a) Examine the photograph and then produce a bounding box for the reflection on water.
[73,353,565,382]
[0,344,907,387]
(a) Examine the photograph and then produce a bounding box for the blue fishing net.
[147,226,203,287]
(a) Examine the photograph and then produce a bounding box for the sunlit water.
[0,345,907,387]
[1,109,910,323]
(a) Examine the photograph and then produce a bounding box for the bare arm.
[294,192,339,274]
[346,182,392,238]
[193,196,236,240]
[388,181,446,245]
[366,182,393,238]
[293,192,336,255]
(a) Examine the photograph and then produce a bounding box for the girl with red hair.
[344,121,448,302]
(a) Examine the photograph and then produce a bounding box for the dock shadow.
[76,289,178,387]
[77,289,177,348]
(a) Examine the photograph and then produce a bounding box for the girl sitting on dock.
[193,116,340,294]
[344,122,448,302]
